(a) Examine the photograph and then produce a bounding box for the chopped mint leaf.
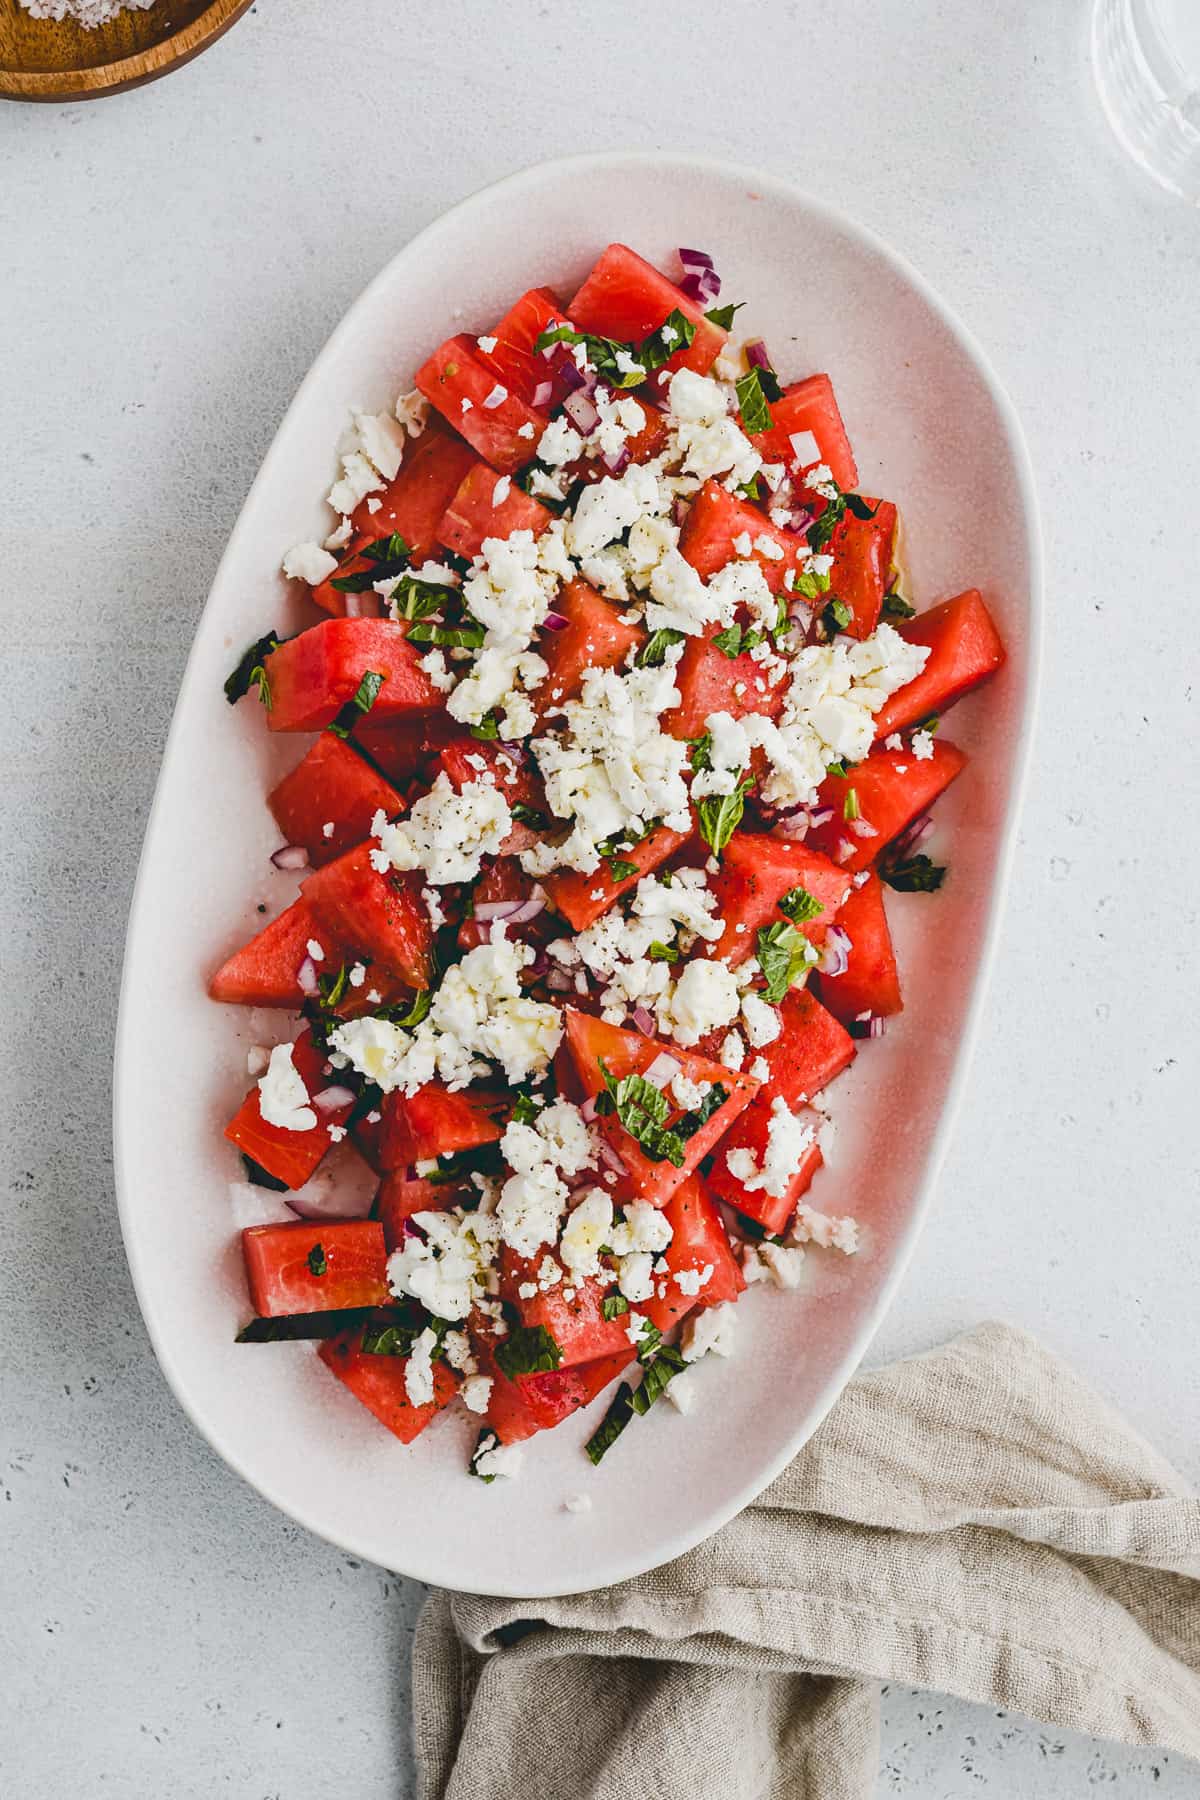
[407,615,485,650]
[631,1343,686,1412]
[638,308,698,373]
[634,1323,663,1363]
[470,712,501,740]
[596,1059,687,1167]
[224,631,282,708]
[306,1243,328,1278]
[822,597,852,637]
[696,772,755,859]
[735,362,782,432]
[236,1309,370,1343]
[605,857,640,883]
[328,670,384,740]
[756,920,816,1004]
[844,493,879,521]
[882,590,916,619]
[675,1083,728,1141]
[689,731,712,773]
[240,1153,289,1192]
[638,628,686,668]
[585,1383,636,1463]
[791,569,832,600]
[510,1090,543,1127]
[469,1429,501,1482]
[736,472,765,501]
[778,885,823,925]
[495,1324,563,1382]
[843,788,861,823]
[602,1293,630,1321]
[510,802,548,828]
[882,854,947,893]
[704,301,744,331]
[331,533,412,594]
[647,940,680,963]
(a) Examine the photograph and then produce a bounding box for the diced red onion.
[679,269,720,305]
[542,610,569,632]
[643,1051,682,1088]
[744,339,772,371]
[672,496,693,526]
[788,507,816,534]
[602,444,631,476]
[819,927,852,978]
[474,895,546,925]
[546,967,572,993]
[579,1094,599,1124]
[809,806,835,827]
[867,1016,886,1040]
[313,1080,354,1108]
[678,247,715,272]
[564,389,600,435]
[848,818,879,840]
[596,1138,628,1176]
[312,1084,355,1112]
[297,956,319,997]
[558,357,585,393]
[285,1184,373,1222]
[771,813,810,841]
[573,970,589,996]
[271,843,310,871]
[891,812,933,860]
[532,379,553,408]
[630,1006,658,1038]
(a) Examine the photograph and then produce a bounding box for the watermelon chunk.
[224,1030,353,1191]
[533,576,645,723]
[264,618,445,733]
[749,373,858,492]
[416,334,546,472]
[436,458,552,559]
[542,820,691,933]
[703,834,852,965]
[475,285,573,405]
[679,479,805,594]
[825,499,898,640]
[660,634,787,740]
[641,1174,744,1334]
[872,591,1006,739]
[269,733,403,868]
[563,1009,760,1207]
[807,740,967,873]
[311,421,476,617]
[302,842,434,989]
[319,1331,457,1443]
[376,1170,465,1252]
[210,897,325,1008]
[815,872,902,1025]
[568,243,727,380]
[499,1249,633,1369]
[354,713,459,788]
[241,1219,389,1316]
[482,1343,630,1445]
[746,987,857,1101]
[378,1084,507,1171]
[707,1101,824,1235]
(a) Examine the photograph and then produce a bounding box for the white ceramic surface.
[112,151,1041,1598]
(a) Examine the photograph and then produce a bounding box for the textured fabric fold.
[413,1322,1200,1800]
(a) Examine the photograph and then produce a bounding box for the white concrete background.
[1,0,1197,1793]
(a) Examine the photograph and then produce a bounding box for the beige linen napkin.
[413,1322,1200,1799]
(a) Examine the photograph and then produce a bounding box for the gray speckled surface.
[2,1,1198,1793]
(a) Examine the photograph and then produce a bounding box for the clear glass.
[1092,0,1200,202]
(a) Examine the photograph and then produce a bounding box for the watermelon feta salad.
[215,242,1006,1483]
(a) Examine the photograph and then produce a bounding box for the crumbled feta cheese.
[476,335,498,354]
[404,1327,439,1407]
[665,1367,700,1412]
[306,939,325,962]
[681,1301,737,1362]
[728,1098,815,1198]
[609,1200,674,1258]
[671,1071,711,1111]
[322,820,336,840]
[719,1030,746,1071]
[563,1492,593,1514]
[662,958,740,1047]
[461,1374,494,1414]
[257,1043,316,1132]
[492,475,512,506]
[789,1203,860,1255]
[388,1207,500,1320]
[911,728,935,761]
[472,1434,522,1480]
[246,1044,270,1078]
[282,541,338,586]
[482,384,508,409]
[748,1056,770,1083]
[348,963,366,987]
[757,1241,806,1288]
[370,774,512,886]
[394,389,429,437]
[741,992,781,1048]
[517,421,536,440]
[617,1251,655,1303]
[673,1263,713,1297]
[559,1190,614,1278]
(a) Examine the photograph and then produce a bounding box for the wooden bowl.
[0,0,253,101]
